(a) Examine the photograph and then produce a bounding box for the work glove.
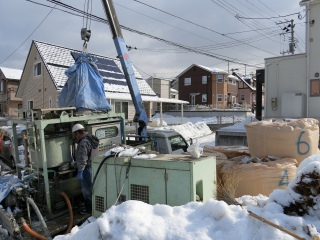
[77,170,83,181]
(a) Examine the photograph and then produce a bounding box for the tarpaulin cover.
[58,52,111,112]
[0,175,23,203]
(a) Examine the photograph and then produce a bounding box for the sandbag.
[245,118,319,165]
[220,158,298,197]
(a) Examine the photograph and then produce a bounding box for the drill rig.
[0,1,216,239]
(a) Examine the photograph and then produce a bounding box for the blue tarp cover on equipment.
[58,52,111,112]
[0,176,22,203]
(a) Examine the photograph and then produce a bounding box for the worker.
[72,123,99,215]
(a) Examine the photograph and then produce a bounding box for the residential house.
[232,72,263,109]
[146,77,180,113]
[176,64,239,109]
[0,67,23,117]
[16,40,187,122]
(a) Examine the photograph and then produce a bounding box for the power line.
[0,3,56,65]
[236,12,300,20]
[133,0,277,56]
[35,0,264,67]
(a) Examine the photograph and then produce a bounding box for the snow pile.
[153,122,212,141]
[269,154,320,217]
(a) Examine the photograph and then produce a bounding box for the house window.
[202,76,207,84]
[202,94,207,102]
[0,104,2,113]
[34,62,41,76]
[241,95,245,101]
[217,75,223,83]
[27,100,33,110]
[49,98,52,108]
[184,77,191,86]
[232,96,236,104]
[224,94,227,101]
[115,101,128,119]
[0,81,3,92]
[232,79,236,85]
[217,94,222,102]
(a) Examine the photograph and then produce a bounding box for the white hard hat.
[72,123,85,133]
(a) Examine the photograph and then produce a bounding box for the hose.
[91,155,114,192]
[59,192,73,234]
[20,217,47,240]
[26,197,52,240]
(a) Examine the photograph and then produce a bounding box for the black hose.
[91,154,115,192]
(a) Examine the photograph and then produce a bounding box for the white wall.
[304,0,320,117]
[264,0,320,119]
[265,54,307,118]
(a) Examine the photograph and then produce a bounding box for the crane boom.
[101,0,148,138]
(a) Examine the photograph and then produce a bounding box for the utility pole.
[277,19,295,55]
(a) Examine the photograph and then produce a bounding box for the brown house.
[232,72,264,109]
[0,67,23,117]
[176,64,239,109]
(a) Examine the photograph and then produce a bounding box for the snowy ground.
[1,114,320,240]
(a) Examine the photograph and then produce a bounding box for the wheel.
[10,157,15,169]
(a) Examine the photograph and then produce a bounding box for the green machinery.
[92,154,216,218]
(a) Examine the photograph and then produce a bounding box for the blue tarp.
[58,52,111,112]
[0,176,23,203]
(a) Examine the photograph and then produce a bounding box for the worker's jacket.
[76,133,99,171]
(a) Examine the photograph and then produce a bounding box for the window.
[184,77,191,86]
[202,94,207,102]
[34,62,41,76]
[241,95,245,101]
[0,104,2,113]
[0,81,3,92]
[115,101,128,119]
[27,100,33,110]
[232,79,236,85]
[202,76,207,84]
[217,75,223,83]
[232,96,236,104]
[217,94,222,102]
[224,94,227,101]
[49,98,52,108]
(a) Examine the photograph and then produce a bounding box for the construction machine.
[0,1,216,239]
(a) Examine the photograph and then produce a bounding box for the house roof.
[232,72,256,91]
[0,67,22,80]
[176,63,228,78]
[105,92,188,104]
[20,40,157,97]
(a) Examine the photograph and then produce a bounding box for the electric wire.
[209,0,278,37]
[133,0,277,56]
[0,2,56,65]
[237,12,300,20]
[40,0,264,67]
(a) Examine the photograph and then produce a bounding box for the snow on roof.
[228,74,239,80]
[0,67,22,80]
[232,72,256,91]
[105,92,188,104]
[34,41,156,96]
[197,65,228,74]
[176,63,229,78]
[170,88,178,93]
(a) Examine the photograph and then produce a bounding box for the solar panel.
[104,79,127,86]
[96,63,122,74]
[71,51,129,90]
[95,57,117,67]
